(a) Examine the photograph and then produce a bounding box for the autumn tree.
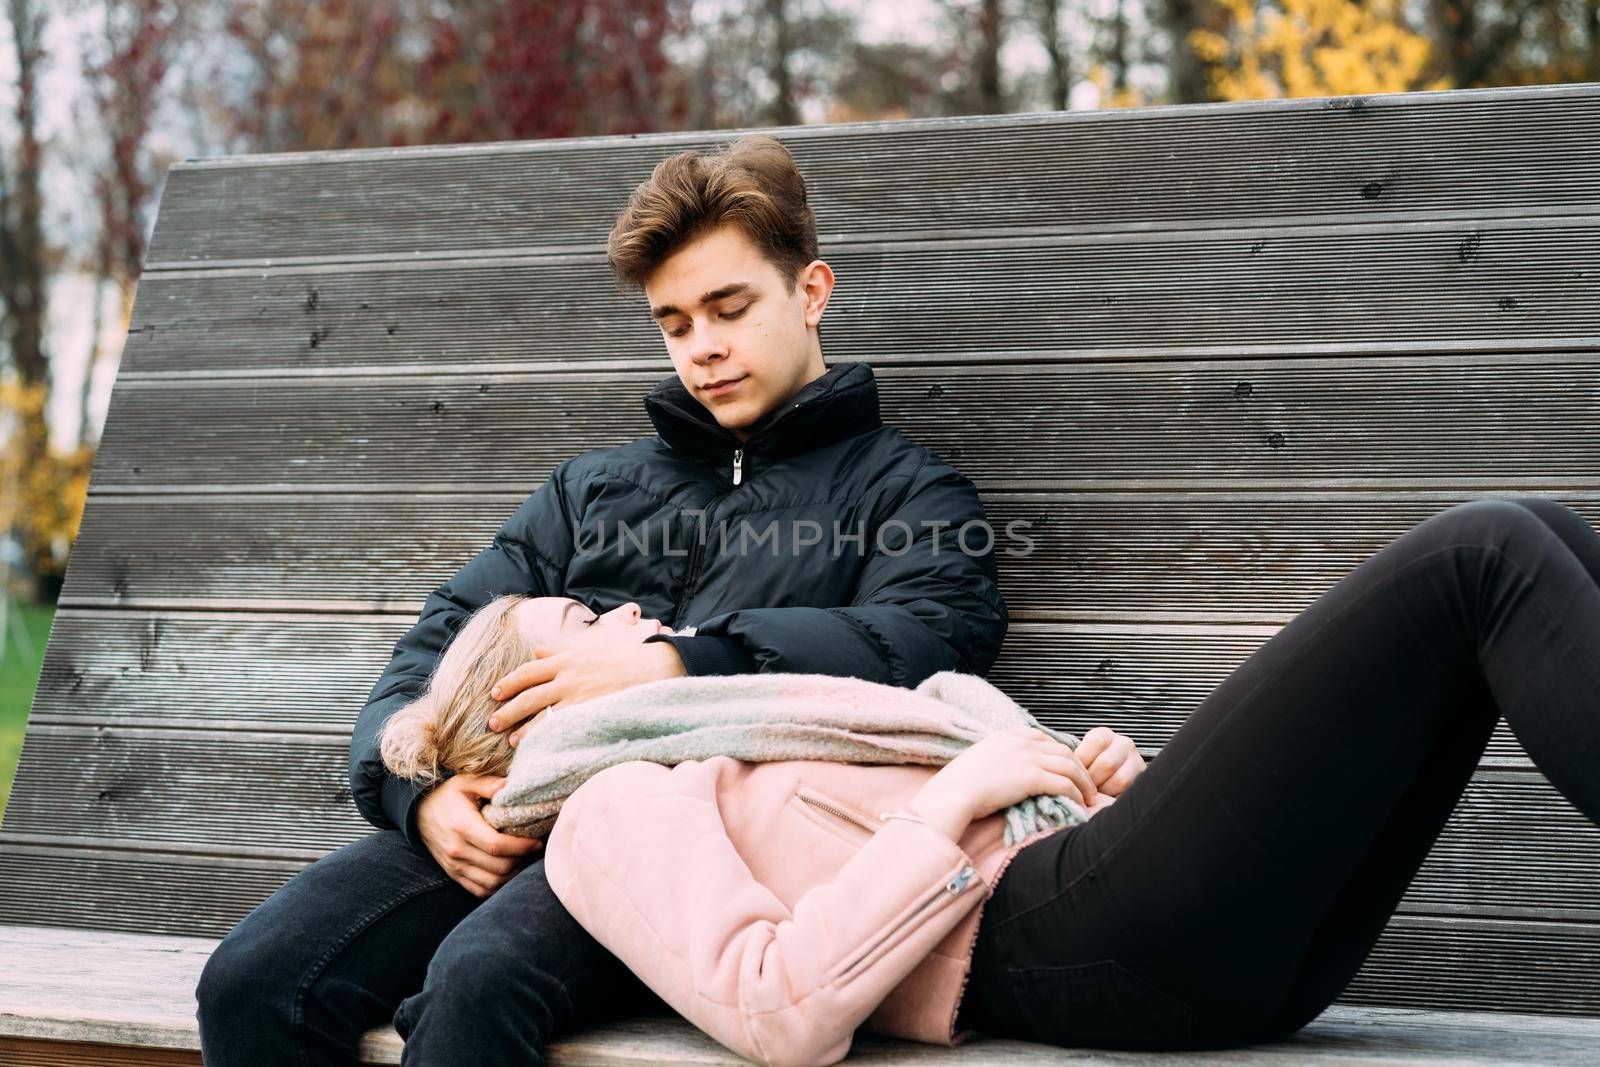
[77,0,189,449]
[1165,0,1220,101]
[1429,0,1600,86]
[1191,0,1447,99]
[211,0,409,151]
[0,0,72,596]
[413,0,694,144]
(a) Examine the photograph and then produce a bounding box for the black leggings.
[958,497,1600,1051]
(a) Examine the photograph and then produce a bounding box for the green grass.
[1,601,54,826]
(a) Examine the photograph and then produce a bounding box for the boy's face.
[512,596,671,651]
[645,223,834,443]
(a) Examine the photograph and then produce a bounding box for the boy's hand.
[414,773,543,899]
[1073,726,1146,796]
[487,641,687,747]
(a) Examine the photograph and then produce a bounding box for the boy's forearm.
[642,633,757,676]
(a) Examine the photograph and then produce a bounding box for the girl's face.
[511,597,673,651]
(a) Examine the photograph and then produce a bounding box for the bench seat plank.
[4,924,1599,1064]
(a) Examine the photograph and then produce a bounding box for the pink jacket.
[543,755,1083,1067]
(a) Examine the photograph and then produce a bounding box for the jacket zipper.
[795,787,883,837]
[668,450,746,628]
[667,476,736,630]
[793,786,979,984]
[832,862,978,984]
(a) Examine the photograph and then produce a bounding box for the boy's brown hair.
[606,134,819,296]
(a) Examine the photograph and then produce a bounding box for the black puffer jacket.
[349,361,1010,847]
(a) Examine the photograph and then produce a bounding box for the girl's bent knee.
[1418,498,1549,556]
[1436,497,1535,528]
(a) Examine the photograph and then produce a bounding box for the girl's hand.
[907,727,1099,841]
[1074,726,1147,796]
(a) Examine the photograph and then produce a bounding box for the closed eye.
[665,305,749,338]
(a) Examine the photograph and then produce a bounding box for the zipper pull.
[946,865,975,894]
[732,448,744,485]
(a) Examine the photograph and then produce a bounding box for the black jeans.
[194,827,663,1065]
[959,497,1600,1051]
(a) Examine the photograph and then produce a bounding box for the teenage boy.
[196,133,1009,1065]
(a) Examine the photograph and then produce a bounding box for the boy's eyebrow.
[651,281,753,320]
[561,602,585,624]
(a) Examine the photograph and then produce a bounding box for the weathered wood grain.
[144,84,1600,269]
[91,355,1600,492]
[4,925,1600,1063]
[0,1037,201,1065]
[56,492,1600,626]
[7,725,1590,874]
[23,612,1551,766]
[122,220,1600,376]
[0,843,304,935]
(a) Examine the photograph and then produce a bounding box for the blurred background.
[1,0,1597,820]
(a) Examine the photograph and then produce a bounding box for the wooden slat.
[0,1037,200,1066]
[143,85,1600,268]
[4,924,1600,1064]
[991,625,1548,762]
[30,610,404,730]
[0,845,302,937]
[2,727,1593,924]
[1350,915,1600,1016]
[120,219,1600,377]
[0,926,219,1051]
[57,494,513,611]
[56,492,1600,625]
[26,612,1547,766]
[91,354,1600,492]
[2,727,366,854]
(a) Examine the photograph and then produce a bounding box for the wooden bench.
[3,81,1598,1064]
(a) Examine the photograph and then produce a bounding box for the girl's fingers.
[1105,757,1146,794]
[1073,727,1112,764]
[1027,731,1081,758]
[1030,760,1092,806]
[1037,750,1098,798]
[1042,768,1097,806]
[1034,770,1088,806]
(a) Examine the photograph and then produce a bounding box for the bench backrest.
[3,83,1597,1018]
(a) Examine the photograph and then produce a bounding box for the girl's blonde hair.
[379,593,536,785]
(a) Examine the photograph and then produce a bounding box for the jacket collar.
[643,361,882,467]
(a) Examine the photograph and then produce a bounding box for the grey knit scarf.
[480,669,1089,846]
